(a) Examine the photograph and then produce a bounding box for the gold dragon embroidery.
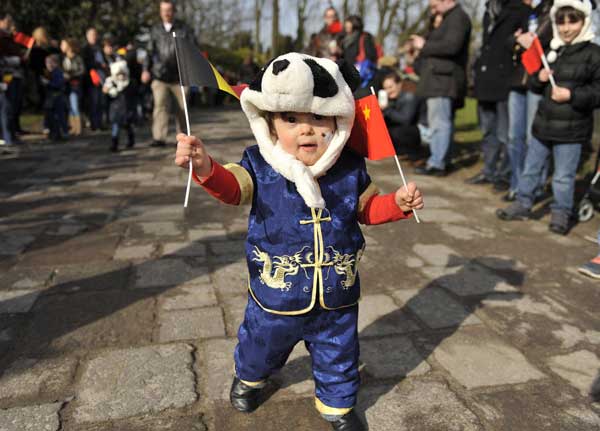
[331,247,364,289]
[252,246,307,291]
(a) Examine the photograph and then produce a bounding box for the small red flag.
[13,32,35,49]
[346,94,396,161]
[328,21,342,34]
[521,36,544,75]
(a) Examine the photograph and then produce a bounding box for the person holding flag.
[175,52,423,430]
[497,0,600,235]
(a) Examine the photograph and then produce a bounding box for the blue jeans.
[0,92,12,144]
[426,97,454,170]
[517,138,582,214]
[68,90,80,117]
[508,90,547,193]
[479,100,509,181]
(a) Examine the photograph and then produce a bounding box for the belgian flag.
[173,32,245,99]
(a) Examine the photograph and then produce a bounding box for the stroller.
[577,148,600,222]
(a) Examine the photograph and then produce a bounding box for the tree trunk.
[255,0,262,54]
[272,0,279,56]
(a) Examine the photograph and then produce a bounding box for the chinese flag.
[521,36,544,75]
[89,69,102,87]
[346,94,396,161]
[13,32,35,49]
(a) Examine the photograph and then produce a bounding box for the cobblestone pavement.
[0,108,599,431]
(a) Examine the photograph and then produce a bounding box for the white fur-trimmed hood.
[240,53,358,209]
[547,0,596,63]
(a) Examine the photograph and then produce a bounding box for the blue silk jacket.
[225,145,378,315]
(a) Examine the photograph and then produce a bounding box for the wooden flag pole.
[173,32,194,208]
[371,87,421,223]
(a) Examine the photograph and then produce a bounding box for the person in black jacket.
[468,0,531,189]
[141,0,194,147]
[410,0,471,176]
[497,0,600,235]
[81,27,108,131]
[505,0,553,202]
[380,71,424,162]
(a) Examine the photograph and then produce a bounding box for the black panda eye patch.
[303,59,338,98]
[272,59,290,75]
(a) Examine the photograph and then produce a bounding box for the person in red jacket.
[175,53,424,431]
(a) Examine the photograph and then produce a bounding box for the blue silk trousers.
[234,295,360,412]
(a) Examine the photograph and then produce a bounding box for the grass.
[454,98,482,145]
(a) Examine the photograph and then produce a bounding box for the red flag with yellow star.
[347,94,396,160]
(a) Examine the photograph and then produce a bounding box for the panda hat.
[547,0,596,63]
[240,52,360,209]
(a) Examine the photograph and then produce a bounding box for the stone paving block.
[222,295,247,336]
[412,244,459,267]
[162,242,207,258]
[209,240,245,258]
[0,357,77,400]
[0,267,54,290]
[51,261,131,292]
[441,224,496,241]
[119,205,184,222]
[358,379,482,430]
[361,336,430,379]
[547,350,600,396]
[188,228,228,242]
[427,263,519,296]
[420,209,468,224]
[74,344,196,423]
[0,403,62,431]
[138,222,183,237]
[114,244,155,261]
[0,290,40,313]
[104,172,155,183]
[392,288,482,329]
[69,414,208,431]
[159,307,225,342]
[200,338,237,400]
[433,327,546,389]
[472,383,600,431]
[358,294,419,337]
[211,261,249,296]
[0,231,36,255]
[134,259,210,288]
[161,284,218,311]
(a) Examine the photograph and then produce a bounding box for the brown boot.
[71,116,82,136]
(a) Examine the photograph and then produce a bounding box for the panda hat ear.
[336,59,360,93]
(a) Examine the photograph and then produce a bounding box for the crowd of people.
[2,0,600,241]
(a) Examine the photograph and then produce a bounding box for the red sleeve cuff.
[358,192,413,225]
[191,158,241,205]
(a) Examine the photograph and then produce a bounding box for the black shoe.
[150,140,166,147]
[466,172,492,185]
[502,190,516,202]
[549,211,570,235]
[229,377,263,413]
[414,165,446,177]
[496,202,531,221]
[330,411,365,431]
[493,179,510,191]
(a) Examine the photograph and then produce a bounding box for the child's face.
[45,58,56,71]
[273,112,336,166]
[558,17,584,45]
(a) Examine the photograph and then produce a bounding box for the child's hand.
[551,86,571,103]
[539,68,552,83]
[395,182,424,213]
[175,133,212,178]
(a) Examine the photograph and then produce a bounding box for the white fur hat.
[240,52,359,209]
[547,0,596,62]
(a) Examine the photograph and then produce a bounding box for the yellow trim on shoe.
[240,378,266,387]
[314,398,353,416]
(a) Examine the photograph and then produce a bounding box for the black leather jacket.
[145,20,195,83]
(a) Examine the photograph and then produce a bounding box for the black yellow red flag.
[346,94,396,160]
[173,33,241,99]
